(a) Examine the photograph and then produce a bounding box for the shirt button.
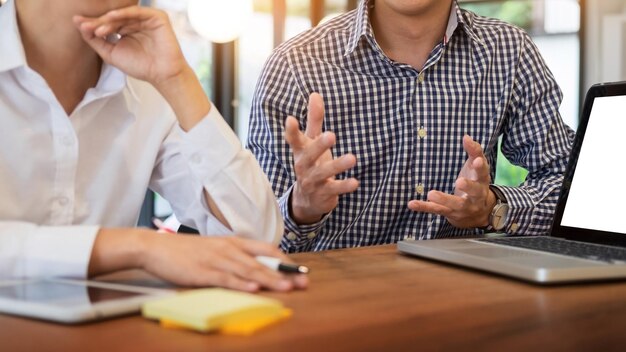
[57,197,69,206]
[418,72,425,83]
[510,223,519,233]
[307,232,317,239]
[403,234,414,241]
[286,232,297,241]
[418,127,427,139]
[415,183,425,195]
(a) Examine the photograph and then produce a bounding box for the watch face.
[492,203,510,231]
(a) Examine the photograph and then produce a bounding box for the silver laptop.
[398,81,626,284]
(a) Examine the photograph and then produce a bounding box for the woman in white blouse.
[0,0,307,292]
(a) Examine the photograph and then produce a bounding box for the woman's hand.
[73,6,210,131]
[73,6,186,89]
[89,229,309,292]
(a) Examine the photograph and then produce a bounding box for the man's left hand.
[408,135,496,228]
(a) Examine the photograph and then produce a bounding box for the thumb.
[462,134,484,160]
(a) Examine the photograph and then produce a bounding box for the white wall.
[584,0,626,90]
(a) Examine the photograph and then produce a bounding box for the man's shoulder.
[459,8,531,46]
[271,10,357,59]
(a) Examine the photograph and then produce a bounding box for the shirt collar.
[345,0,484,56]
[0,0,28,73]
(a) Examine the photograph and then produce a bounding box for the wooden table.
[2,245,626,351]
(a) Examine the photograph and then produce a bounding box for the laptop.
[398,81,626,284]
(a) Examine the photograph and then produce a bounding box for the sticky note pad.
[142,288,291,334]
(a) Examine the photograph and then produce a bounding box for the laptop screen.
[560,95,626,234]
[552,82,626,246]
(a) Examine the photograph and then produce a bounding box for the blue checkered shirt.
[247,0,575,253]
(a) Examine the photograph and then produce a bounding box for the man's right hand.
[284,93,359,225]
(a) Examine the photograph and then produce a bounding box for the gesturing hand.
[73,6,187,89]
[284,93,359,225]
[408,135,496,228]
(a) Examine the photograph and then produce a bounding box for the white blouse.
[0,0,283,279]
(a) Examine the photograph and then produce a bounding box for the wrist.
[289,190,324,225]
[154,66,212,131]
[487,186,510,231]
[483,189,498,227]
[133,228,156,270]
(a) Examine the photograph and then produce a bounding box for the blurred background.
[138,0,626,226]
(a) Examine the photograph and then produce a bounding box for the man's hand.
[284,93,359,225]
[89,229,309,292]
[408,135,497,228]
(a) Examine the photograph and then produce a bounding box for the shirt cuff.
[278,185,329,248]
[176,104,242,182]
[490,185,536,235]
[22,225,100,278]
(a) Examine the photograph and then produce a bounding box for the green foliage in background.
[195,58,212,98]
[494,140,528,187]
[460,1,533,30]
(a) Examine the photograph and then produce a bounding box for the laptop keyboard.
[477,237,626,263]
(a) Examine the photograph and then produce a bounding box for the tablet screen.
[0,281,144,307]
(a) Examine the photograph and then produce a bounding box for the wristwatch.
[489,186,509,231]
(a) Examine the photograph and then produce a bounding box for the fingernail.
[278,280,291,290]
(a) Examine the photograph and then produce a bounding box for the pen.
[256,256,310,274]
[152,217,176,234]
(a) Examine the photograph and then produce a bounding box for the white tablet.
[0,278,175,324]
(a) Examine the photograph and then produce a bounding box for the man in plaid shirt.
[248,0,575,252]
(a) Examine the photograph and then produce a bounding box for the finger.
[308,154,356,182]
[305,93,325,139]
[284,116,309,152]
[408,200,452,216]
[215,242,293,292]
[230,238,308,289]
[427,190,465,211]
[294,132,335,171]
[100,5,161,23]
[463,134,484,160]
[223,260,293,292]
[471,156,491,184]
[455,177,488,199]
[318,178,359,195]
[94,20,143,38]
[75,20,116,62]
[193,271,260,292]
[291,274,309,289]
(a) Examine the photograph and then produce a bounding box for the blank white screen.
[560,95,626,234]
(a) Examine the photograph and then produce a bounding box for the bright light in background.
[319,13,341,25]
[544,0,580,33]
[187,0,253,43]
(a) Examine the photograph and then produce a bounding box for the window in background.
[236,0,349,142]
[460,0,580,186]
[154,0,213,97]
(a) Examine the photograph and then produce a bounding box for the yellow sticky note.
[142,288,289,333]
[219,308,292,336]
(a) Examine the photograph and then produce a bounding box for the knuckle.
[299,178,314,191]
